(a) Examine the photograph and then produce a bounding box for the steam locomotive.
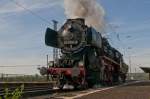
[40,18,128,89]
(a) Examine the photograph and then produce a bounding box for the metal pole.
[129,55,132,79]
[52,20,58,30]
[46,55,49,81]
[135,68,136,79]
[52,20,58,63]
[127,47,132,80]
[149,73,150,80]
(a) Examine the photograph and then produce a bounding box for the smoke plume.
[64,0,105,32]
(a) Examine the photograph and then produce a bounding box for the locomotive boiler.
[40,18,128,89]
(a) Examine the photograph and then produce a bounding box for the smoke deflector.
[45,28,58,48]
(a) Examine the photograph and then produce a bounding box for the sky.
[0,0,150,75]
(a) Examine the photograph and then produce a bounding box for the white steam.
[64,0,105,32]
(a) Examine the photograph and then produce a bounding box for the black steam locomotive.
[41,18,128,89]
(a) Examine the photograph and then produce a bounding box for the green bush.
[0,85,24,99]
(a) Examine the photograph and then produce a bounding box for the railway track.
[0,82,55,98]
[0,80,144,99]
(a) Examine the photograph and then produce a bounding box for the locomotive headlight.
[39,67,47,76]
[79,61,84,66]
[62,30,68,37]
[68,24,72,30]
[62,24,72,37]
[62,30,74,40]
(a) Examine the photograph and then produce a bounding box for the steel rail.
[0,82,55,98]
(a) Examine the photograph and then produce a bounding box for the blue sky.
[0,0,150,74]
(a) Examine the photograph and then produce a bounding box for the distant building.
[140,67,150,80]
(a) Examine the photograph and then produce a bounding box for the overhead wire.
[0,65,45,67]
[8,0,52,25]
[106,21,128,57]
[0,0,52,68]
[106,23,122,47]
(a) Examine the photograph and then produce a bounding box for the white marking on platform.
[70,87,115,99]
[58,81,142,99]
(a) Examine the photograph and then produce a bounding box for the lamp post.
[52,20,58,63]
[127,47,132,80]
[46,55,49,81]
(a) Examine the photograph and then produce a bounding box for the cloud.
[0,0,64,74]
[0,0,62,14]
